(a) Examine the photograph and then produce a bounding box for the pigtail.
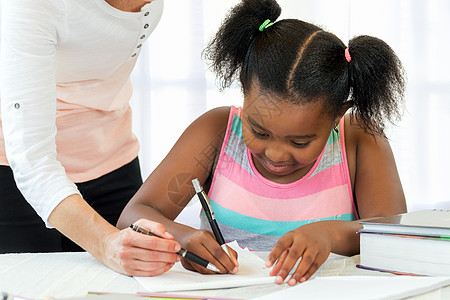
[347,35,406,137]
[203,0,281,90]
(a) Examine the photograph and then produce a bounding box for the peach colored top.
[0,0,163,226]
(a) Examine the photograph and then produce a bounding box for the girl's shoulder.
[343,113,395,193]
[178,106,231,156]
[189,106,231,135]
[343,113,389,149]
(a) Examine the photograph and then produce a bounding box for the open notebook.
[134,241,275,292]
[253,276,450,300]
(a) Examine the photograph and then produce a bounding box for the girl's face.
[242,88,335,184]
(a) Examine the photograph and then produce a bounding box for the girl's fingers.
[180,255,218,274]
[274,247,305,285]
[299,251,328,282]
[201,238,239,274]
[266,236,292,268]
[287,249,327,286]
[227,245,239,271]
[268,248,288,276]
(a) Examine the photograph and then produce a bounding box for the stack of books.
[358,209,450,276]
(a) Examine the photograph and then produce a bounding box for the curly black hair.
[203,0,406,137]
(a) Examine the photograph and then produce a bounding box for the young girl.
[117,0,407,285]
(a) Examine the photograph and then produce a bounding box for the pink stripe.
[217,152,350,199]
[209,173,354,221]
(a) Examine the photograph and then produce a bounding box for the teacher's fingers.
[133,219,175,239]
[125,261,176,277]
[122,227,181,253]
[125,245,181,264]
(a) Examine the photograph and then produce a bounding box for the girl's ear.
[334,101,353,125]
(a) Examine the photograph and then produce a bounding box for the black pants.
[0,157,142,253]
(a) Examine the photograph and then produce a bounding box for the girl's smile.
[258,156,294,175]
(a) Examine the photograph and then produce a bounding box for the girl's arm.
[117,106,239,274]
[266,114,407,285]
[347,115,407,218]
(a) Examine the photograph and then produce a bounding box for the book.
[358,209,450,276]
[134,240,275,293]
[359,209,450,237]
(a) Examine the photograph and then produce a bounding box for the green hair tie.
[259,19,274,32]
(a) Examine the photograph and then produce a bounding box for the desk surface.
[0,252,448,299]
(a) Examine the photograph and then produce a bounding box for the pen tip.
[209,264,220,273]
[192,178,202,193]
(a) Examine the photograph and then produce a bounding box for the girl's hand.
[265,222,333,286]
[103,219,182,277]
[179,228,239,274]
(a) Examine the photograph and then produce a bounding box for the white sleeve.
[0,0,80,228]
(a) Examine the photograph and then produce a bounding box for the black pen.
[129,224,220,272]
[192,178,232,258]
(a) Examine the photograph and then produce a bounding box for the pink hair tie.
[345,47,351,62]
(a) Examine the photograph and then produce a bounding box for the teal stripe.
[230,113,243,139]
[207,199,355,237]
[326,124,340,146]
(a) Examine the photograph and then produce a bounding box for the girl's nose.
[264,143,290,163]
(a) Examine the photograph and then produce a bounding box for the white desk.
[0,252,449,299]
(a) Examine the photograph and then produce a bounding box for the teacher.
[0,0,180,276]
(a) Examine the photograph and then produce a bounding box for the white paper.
[134,241,275,292]
[253,276,450,300]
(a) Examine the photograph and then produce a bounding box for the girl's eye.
[251,128,269,138]
[291,141,310,148]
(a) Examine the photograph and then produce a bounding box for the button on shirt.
[0,0,164,227]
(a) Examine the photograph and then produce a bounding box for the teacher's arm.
[49,194,181,276]
[1,1,179,277]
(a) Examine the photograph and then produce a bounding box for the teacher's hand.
[103,219,181,276]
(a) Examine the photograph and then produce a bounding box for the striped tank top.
[200,106,357,251]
